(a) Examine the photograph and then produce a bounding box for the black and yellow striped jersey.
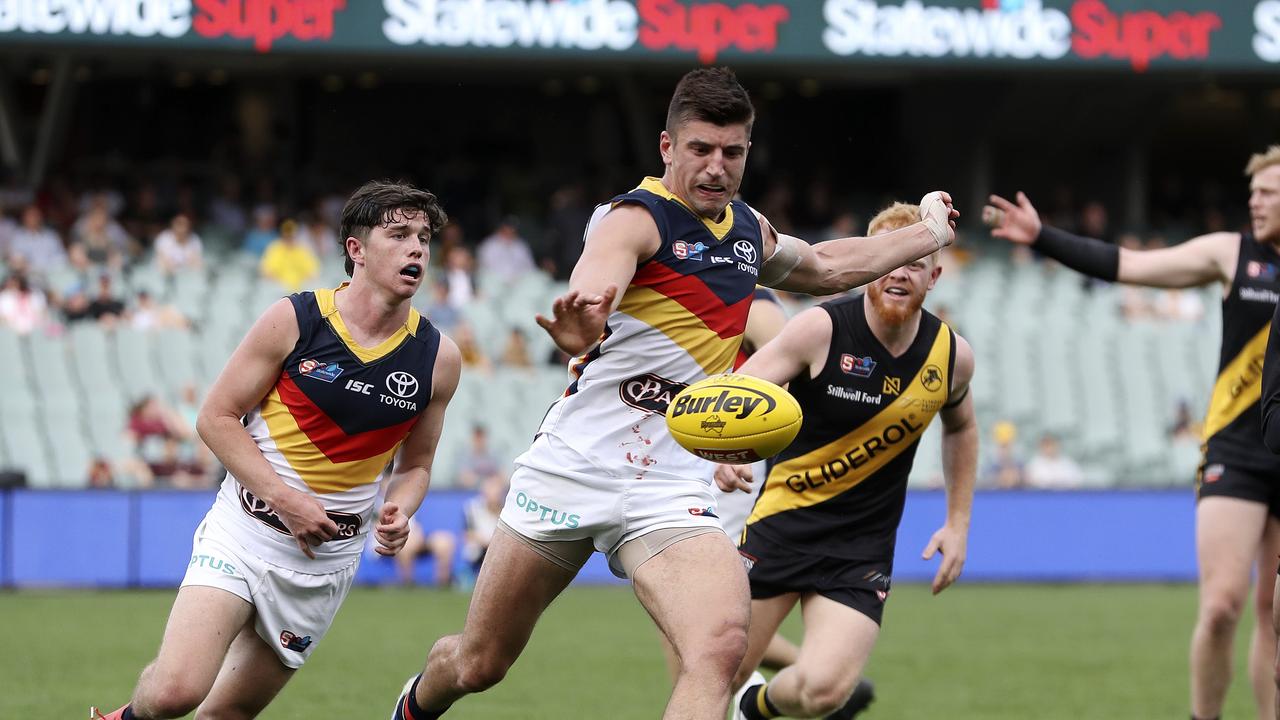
[1201,232,1280,474]
[745,294,954,560]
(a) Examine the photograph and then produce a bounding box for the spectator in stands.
[69,200,129,272]
[432,221,464,274]
[86,273,126,326]
[477,215,536,284]
[822,210,860,242]
[0,273,49,334]
[455,424,503,490]
[544,183,592,280]
[207,175,247,238]
[1025,433,1085,489]
[125,183,167,245]
[394,520,459,588]
[498,327,533,369]
[241,204,278,257]
[260,219,320,292]
[86,456,115,489]
[153,213,204,275]
[452,321,491,375]
[422,280,459,332]
[462,473,507,576]
[1170,399,1202,443]
[443,245,475,308]
[129,290,189,331]
[982,420,1025,489]
[124,394,203,488]
[8,204,66,277]
[60,281,93,324]
[298,210,337,267]
[0,207,15,251]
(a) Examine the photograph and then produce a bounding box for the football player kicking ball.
[720,202,978,720]
[91,181,460,720]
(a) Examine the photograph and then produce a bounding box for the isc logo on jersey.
[666,374,802,464]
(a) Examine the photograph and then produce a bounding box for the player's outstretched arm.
[536,204,659,356]
[985,191,1236,289]
[196,298,339,559]
[757,191,957,295]
[925,334,977,596]
[377,336,462,557]
[737,306,833,389]
[1262,304,1280,454]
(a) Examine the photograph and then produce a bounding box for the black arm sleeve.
[1031,226,1121,282]
[1261,302,1280,453]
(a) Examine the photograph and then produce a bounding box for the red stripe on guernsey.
[276,372,418,462]
[631,262,751,338]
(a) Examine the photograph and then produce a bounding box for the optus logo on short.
[669,386,775,420]
[514,492,580,529]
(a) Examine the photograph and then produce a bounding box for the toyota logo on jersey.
[385,371,419,398]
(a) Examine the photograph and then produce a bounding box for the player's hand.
[714,464,754,493]
[275,489,339,560]
[373,502,410,557]
[535,285,618,356]
[985,192,1042,245]
[919,191,959,249]
[922,524,968,595]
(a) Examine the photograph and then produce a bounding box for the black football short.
[738,529,894,625]
[1197,459,1280,520]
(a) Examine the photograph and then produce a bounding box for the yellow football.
[665,374,803,464]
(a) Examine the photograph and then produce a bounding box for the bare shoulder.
[749,205,779,253]
[246,298,301,355]
[431,332,462,399]
[951,332,975,388]
[587,202,661,253]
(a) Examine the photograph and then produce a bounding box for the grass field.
[2,583,1262,719]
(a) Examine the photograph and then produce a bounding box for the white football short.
[180,516,358,669]
[715,459,768,544]
[502,433,725,578]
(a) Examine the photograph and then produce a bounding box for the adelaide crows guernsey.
[745,295,954,560]
[1201,232,1280,475]
[209,284,440,571]
[530,177,763,482]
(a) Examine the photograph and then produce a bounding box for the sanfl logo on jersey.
[1248,261,1278,281]
[298,358,343,383]
[673,240,706,261]
[840,353,876,378]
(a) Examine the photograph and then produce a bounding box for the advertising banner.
[0,1,1275,73]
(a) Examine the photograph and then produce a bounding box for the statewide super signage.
[0,0,1273,73]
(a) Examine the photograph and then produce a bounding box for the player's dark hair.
[665,67,754,137]
[339,180,448,277]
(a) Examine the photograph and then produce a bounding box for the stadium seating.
[0,244,1220,491]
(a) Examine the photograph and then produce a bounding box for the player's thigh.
[632,530,749,654]
[1257,515,1280,615]
[147,586,254,696]
[456,522,585,660]
[792,593,880,692]
[197,624,294,720]
[1197,496,1269,598]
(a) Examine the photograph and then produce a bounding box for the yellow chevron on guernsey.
[748,328,949,524]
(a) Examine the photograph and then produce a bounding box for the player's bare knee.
[791,673,850,716]
[1201,595,1246,633]
[139,681,205,719]
[454,653,512,693]
[680,622,748,680]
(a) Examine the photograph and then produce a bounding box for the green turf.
[0,584,1262,719]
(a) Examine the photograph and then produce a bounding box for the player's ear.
[660,130,674,166]
[346,235,365,268]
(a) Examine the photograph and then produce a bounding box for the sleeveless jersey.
[746,294,954,560]
[532,177,764,482]
[1201,232,1280,474]
[209,284,441,571]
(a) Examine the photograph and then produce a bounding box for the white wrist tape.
[760,233,804,286]
[919,191,950,250]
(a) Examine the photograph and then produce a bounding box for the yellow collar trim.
[315,282,420,363]
[635,176,735,241]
